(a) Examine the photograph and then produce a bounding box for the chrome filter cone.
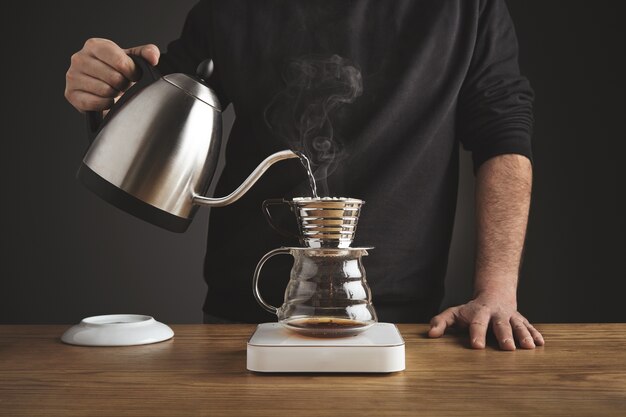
[291,197,364,248]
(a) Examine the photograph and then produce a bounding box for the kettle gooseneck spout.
[192,150,299,207]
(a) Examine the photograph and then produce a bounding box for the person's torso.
[202,0,481,322]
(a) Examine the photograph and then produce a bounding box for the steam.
[264,54,363,196]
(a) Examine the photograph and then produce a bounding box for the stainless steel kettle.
[77,57,298,232]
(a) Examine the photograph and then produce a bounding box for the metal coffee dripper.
[254,197,378,337]
[262,197,363,248]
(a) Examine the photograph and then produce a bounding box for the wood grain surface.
[1,324,624,416]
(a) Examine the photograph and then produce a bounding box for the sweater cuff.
[471,133,533,173]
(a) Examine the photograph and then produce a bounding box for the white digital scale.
[61,316,405,373]
[247,322,405,373]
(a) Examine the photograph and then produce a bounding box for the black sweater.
[158,0,534,322]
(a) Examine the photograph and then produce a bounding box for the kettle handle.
[252,247,292,315]
[86,55,160,144]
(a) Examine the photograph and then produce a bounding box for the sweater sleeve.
[457,0,534,172]
[157,0,230,106]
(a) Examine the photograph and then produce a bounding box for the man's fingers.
[511,316,535,349]
[67,90,115,112]
[428,307,457,338]
[492,315,516,351]
[67,71,121,99]
[74,53,132,91]
[468,310,490,349]
[527,323,545,346]
[65,38,160,113]
[85,38,136,81]
[125,44,160,67]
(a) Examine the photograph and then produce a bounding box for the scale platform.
[247,322,405,373]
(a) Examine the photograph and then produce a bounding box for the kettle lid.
[163,73,221,111]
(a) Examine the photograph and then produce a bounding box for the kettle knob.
[196,59,214,82]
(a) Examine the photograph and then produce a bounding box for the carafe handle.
[252,247,292,315]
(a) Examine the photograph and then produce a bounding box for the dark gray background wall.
[1,1,624,324]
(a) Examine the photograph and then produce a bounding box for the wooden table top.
[1,324,625,416]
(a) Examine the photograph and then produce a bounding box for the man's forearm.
[430,153,543,350]
[473,154,532,302]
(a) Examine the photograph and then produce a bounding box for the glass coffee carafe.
[254,197,378,337]
[253,247,377,337]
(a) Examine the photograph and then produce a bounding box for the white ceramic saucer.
[61,314,174,346]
